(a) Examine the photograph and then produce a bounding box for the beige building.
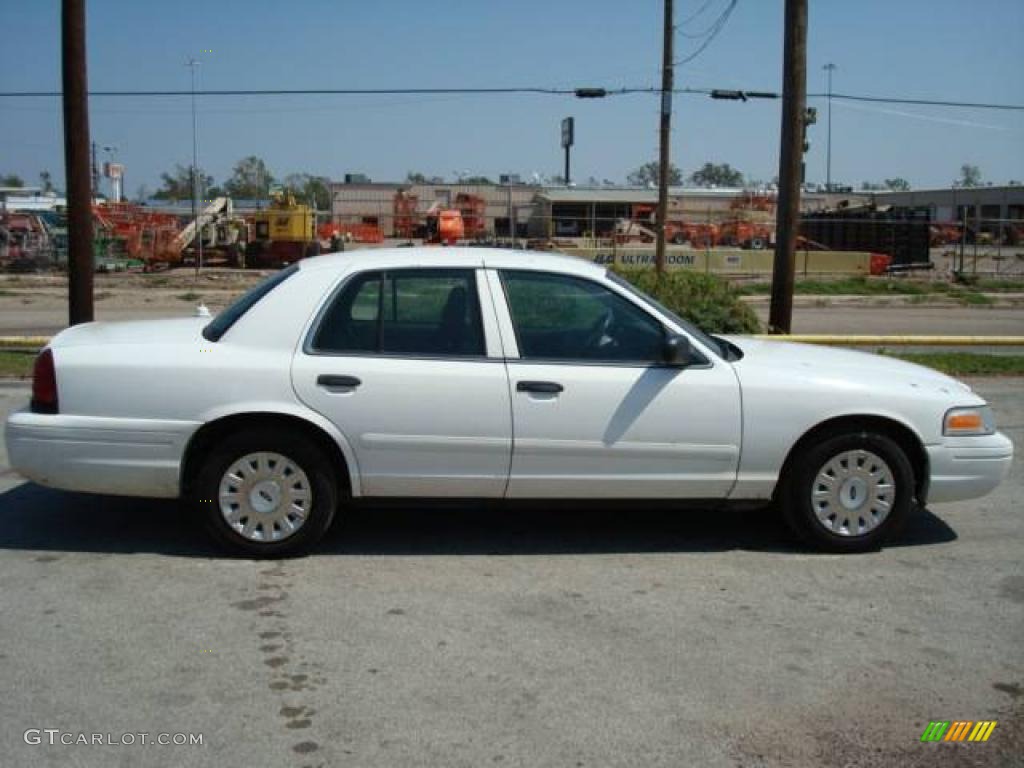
[328,180,540,238]
[527,187,866,238]
[329,178,871,240]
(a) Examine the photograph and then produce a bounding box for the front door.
[292,267,511,497]
[496,269,742,499]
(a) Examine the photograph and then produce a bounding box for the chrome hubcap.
[811,449,894,537]
[218,452,311,543]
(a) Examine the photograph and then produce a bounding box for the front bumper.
[926,431,1014,504]
[4,409,200,498]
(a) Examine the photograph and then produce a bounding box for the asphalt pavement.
[0,379,1021,767]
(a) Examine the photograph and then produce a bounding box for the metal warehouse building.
[527,187,864,238]
[872,185,1024,232]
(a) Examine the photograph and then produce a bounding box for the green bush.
[615,269,762,334]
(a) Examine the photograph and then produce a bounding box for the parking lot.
[0,378,1021,767]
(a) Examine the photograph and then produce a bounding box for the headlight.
[943,406,996,436]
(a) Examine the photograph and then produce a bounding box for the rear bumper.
[4,409,199,498]
[926,431,1014,504]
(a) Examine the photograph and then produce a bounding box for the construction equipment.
[718,219,773,249]
[455,192,486,239]
[424,202,465,245]
[92,202,181,270]
[247,191,320,268]
[613,218,656,243]
[170,197,248,268]
[666,221,720,247]
[393,190,419,238]
[0,211,58,271]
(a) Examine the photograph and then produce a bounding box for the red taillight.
[31,348,59,414]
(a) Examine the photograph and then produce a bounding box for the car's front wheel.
[194,429,338,557]
[780,430,914,553]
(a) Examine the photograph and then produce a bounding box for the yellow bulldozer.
[245,191,320,268]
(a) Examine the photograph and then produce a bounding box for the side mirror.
[662,333,692,366]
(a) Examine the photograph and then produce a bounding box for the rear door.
[493,268,742,499]
[292,267,512,497]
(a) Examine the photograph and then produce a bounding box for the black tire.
[193,428,339,557]
[780,430,914,553]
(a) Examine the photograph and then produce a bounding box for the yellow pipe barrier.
[754,335,1024,346]
[0,337,52,350]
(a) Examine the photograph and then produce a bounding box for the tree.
[39,171,55,194]
[406,171,445,184]
[860,181,886,191]
[688,162,744,188]
[627,162,682,187]
[884,177,910,191]
[152,164,214,200]
[1,173,24,188]
[282,173,331,210]
[224,156,274,199]
[954,164,982,188]
[461,175,493,184]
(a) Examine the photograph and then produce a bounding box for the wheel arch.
[776,414,929,504]
[180,410,359,499]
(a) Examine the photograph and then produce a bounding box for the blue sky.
[2,0,1022,195]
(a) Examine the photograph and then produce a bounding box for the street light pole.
[187,57,203,275]
[823,62,836,192]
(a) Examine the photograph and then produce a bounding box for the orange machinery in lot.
[92,202,182,267]
[392,190,482,243]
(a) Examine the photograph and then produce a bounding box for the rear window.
[202,264,299,341]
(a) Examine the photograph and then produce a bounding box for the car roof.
[297,246,606,279]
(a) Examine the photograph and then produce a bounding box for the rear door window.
[311,269,485,357]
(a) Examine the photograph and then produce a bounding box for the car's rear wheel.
[194,429,338,557]
[780,430,914,553]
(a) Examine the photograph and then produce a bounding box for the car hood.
[721,336,973,396]
[48,317,209,348]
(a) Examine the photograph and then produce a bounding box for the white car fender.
[194,400,363,497]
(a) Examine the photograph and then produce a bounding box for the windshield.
[202,264,299,341]
[606,271,727,359]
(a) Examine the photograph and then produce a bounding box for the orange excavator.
[424,202,465,245]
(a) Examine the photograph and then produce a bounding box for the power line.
[1,84,1021,111]
[678,0,738,39]
[808,92,1024,111]
[675,0,738,61]
[0,86,650,98]
[678,0,718,27]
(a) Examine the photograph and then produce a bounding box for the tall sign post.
[561,117,574,185]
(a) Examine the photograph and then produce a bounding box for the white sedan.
[5,248,1013,556]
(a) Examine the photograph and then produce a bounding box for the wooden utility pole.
[768,0,807,334]
[655,0,674,275]
[62,0,94,325]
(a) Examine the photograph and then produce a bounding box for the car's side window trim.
[303,267,498,361]
[495,268,711,368]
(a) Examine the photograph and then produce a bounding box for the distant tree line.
[151,155,331,209]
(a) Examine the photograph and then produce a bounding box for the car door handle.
[317,374,362,389]
[517,380,564,394]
